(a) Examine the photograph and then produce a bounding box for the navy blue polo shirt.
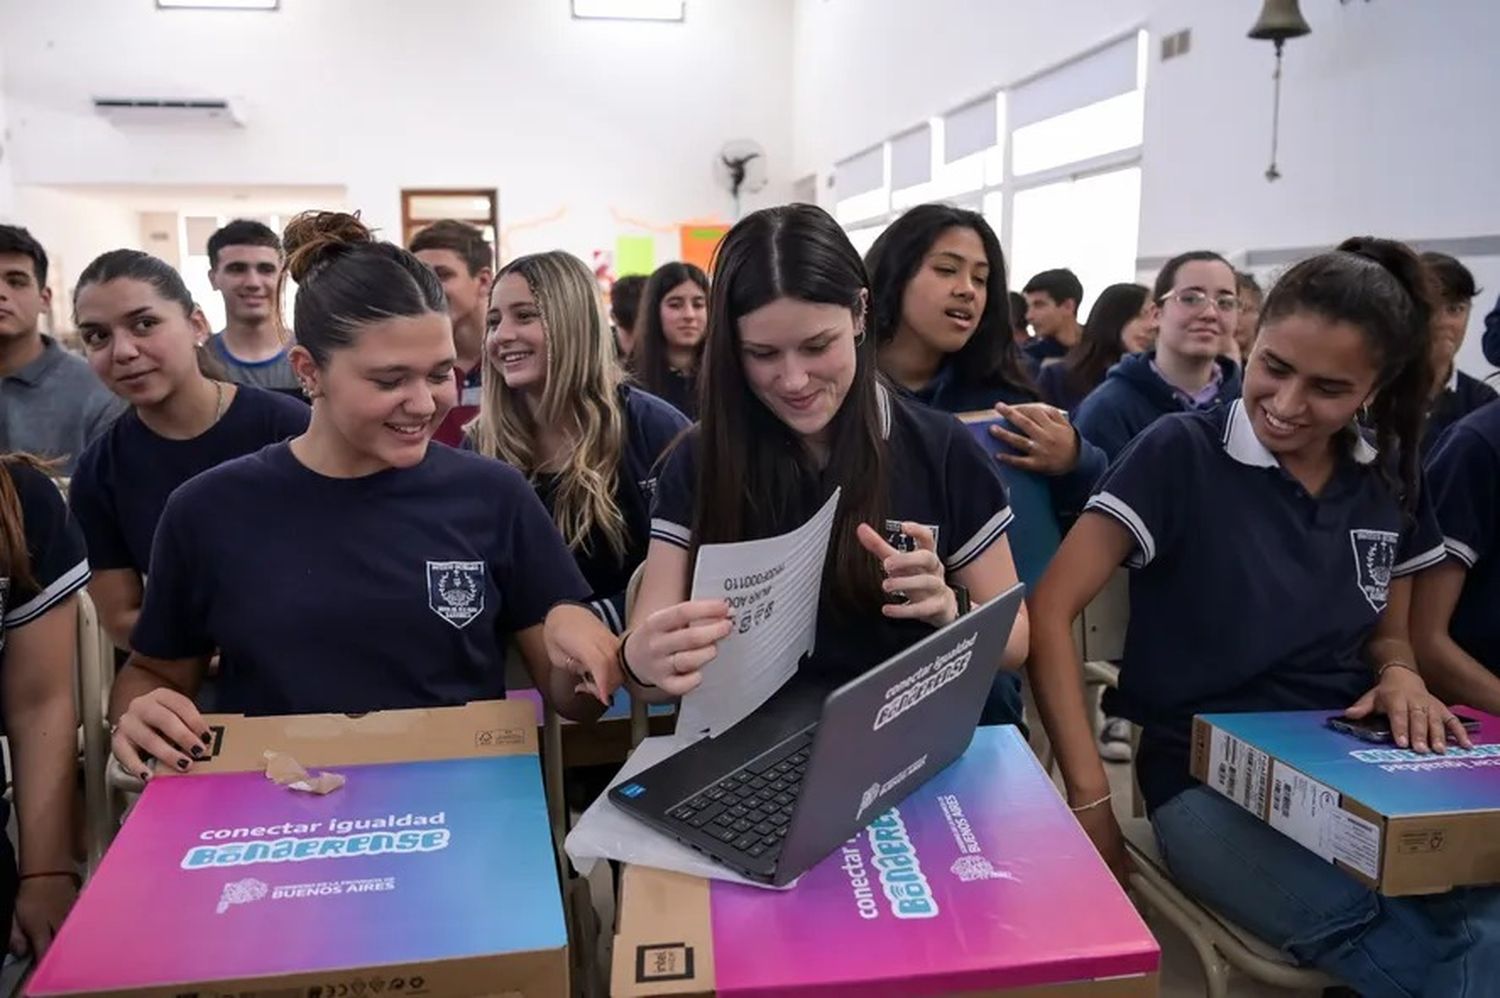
[1424,400,1500,672]
[2,460,90,656]
[531,386,688,632]
[650,386,1013,685]
[1085,399,1445,814]
[1074,351,1242,462]
[131,442,590,715]
[1424,368,1499,454]
[650,369,698,421]
[70,386,309,574]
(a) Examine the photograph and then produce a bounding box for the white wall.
[7,185,141,334]
[1140,0,1500,376]
[790,0,1151,181]
[1,0,794,261]
[0,43,12,220]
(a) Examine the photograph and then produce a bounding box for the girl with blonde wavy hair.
[469,251,688,633]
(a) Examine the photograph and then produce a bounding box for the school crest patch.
[1349,529,1398,613]
[426,560,485,629]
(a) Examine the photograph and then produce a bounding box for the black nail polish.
[190,745,204,759]
[176,758,189,770]
[201,732,212,745]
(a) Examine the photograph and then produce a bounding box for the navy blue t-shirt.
[1425,369,1499,454]
[1425,399,1500,672]
[650,386,1013,685]
[1085,400,1445,813]
[530,386,688,632]
[131,442,590,715]
[70,386,309,574]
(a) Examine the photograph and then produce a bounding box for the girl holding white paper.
[465,250,689,634]
[1028,237,1500,995]
[621,203,1027,698]
[109,213,622,781]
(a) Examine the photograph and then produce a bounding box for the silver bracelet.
[1068,792,1113,813]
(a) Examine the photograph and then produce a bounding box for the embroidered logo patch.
[426,560,485,629]
[1349,529,1398,613]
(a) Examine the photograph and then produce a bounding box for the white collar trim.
[1446,365,1460,393]
[1222,398,1377,468]
[876,382,892,440]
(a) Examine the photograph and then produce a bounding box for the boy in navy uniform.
[1028,238,1499,995]
[1021,268,1084,373]
[109,212,620,780]
[1414,399,1500,713]
[1419,252,1496,450]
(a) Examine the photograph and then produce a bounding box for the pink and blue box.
[29,701,570,997]
[1191,711,1500,896]
[612,725,1160,997]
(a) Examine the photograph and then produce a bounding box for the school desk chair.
[75,589,117,874]
[1085,672,1344,996]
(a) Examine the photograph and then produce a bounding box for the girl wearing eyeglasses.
[1074,251,1243,462]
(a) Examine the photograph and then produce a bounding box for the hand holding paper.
[675,490,841,738]
[857,521,957,628]
[624,600,734,696]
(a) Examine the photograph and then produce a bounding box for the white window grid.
[833,28,1149,267]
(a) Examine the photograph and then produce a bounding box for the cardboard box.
[611,726,1159,997]
[1191,710,1500,895]
[30,701,568,997]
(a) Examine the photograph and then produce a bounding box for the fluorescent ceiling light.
[572,0,684,22]
[156,0,279,9]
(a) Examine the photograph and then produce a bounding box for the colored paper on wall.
[679,224,729,274]
[616,235,655,277]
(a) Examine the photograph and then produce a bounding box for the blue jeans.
[1153,785,1500,997]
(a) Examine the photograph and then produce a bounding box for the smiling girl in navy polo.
[1029,237,1500,994]
[621,204,1027,700]
[69,251,308,650]
[1413,399,1500,712]
[466,250,688,634]
[109,212,621,781]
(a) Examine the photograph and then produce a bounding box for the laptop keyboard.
[665,733,815,862]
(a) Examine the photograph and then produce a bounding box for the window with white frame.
[830,29,1147,313]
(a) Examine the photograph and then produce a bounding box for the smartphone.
[1327,713,1482,743]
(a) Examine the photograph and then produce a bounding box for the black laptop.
[609,585,1024,886]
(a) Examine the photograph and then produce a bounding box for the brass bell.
[1247,0,1312,182]
[1248,0,1312,46]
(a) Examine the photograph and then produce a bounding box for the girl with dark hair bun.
[1027,236,1500,994]
[623,204,1027,705]
[108,212,622,783]
[634,261,710,418]
[69,249,309,651]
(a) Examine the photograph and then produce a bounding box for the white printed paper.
[676,489,841,739]
[563,735,796,890]
[1329,809,1382,879]
[1206,727,1271,813]
[1268,762,1341,861]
